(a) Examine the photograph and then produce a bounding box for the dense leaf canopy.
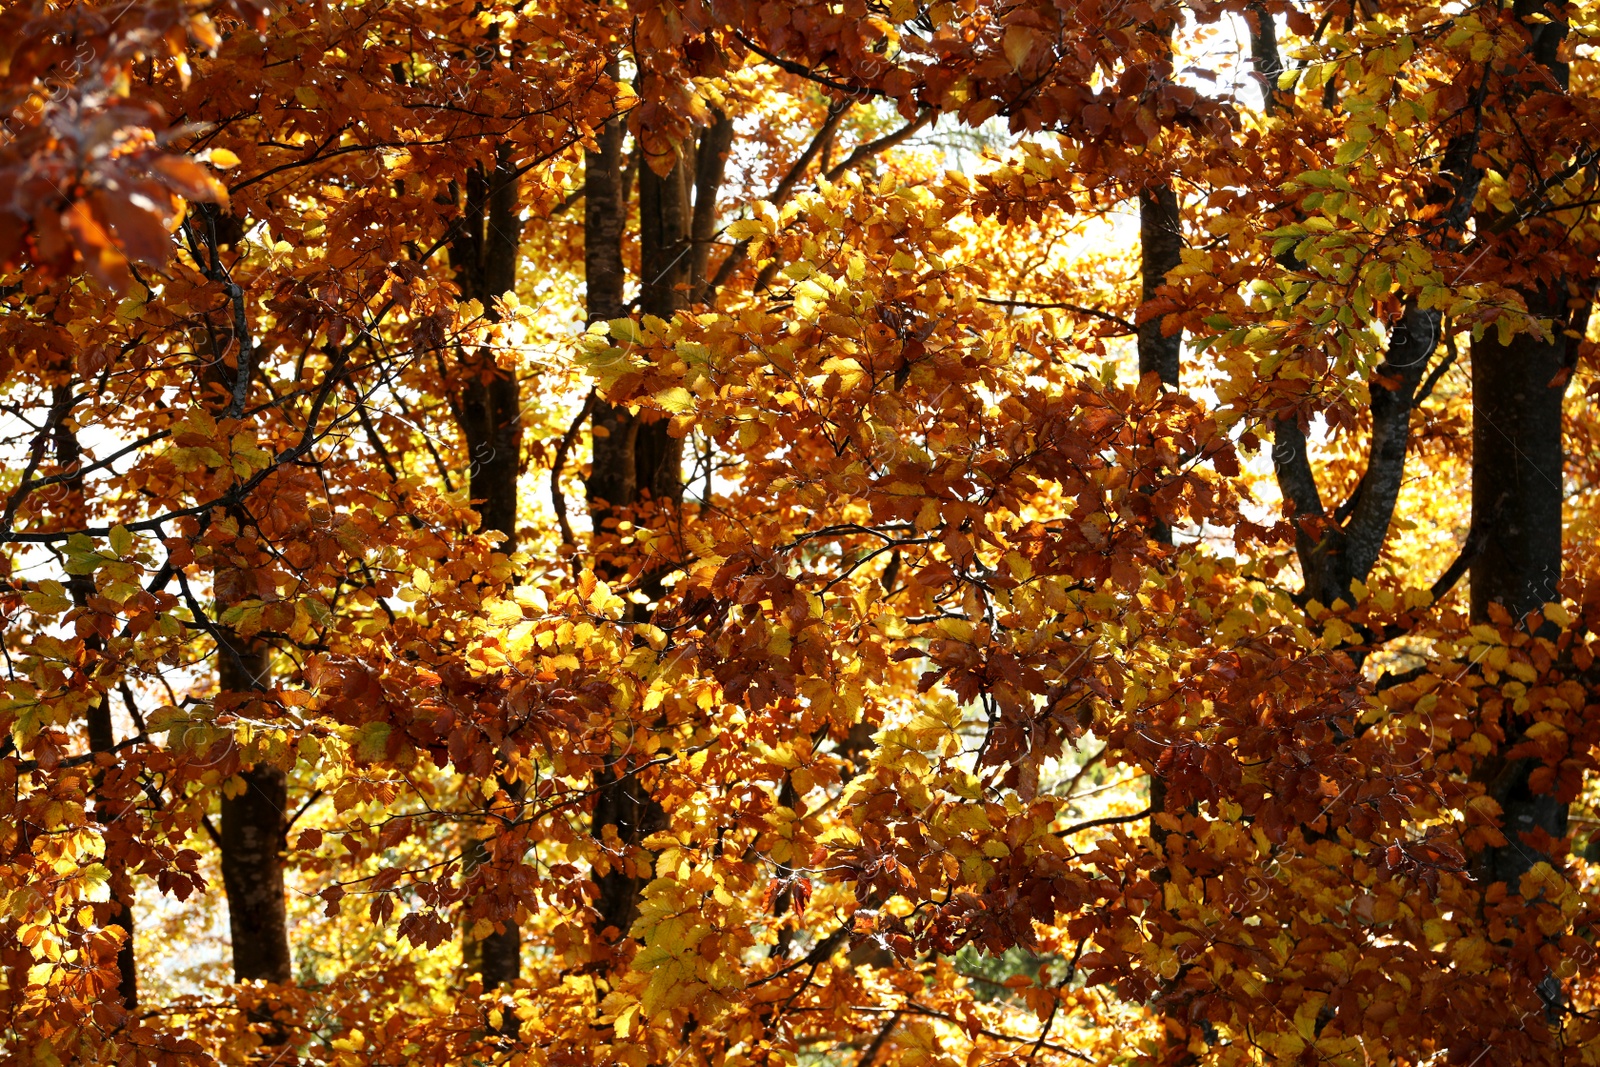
[2,0,1599,1064]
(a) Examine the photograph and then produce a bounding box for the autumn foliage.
[2,0,1600,1064]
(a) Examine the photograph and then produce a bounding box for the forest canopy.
[1,0,1599,1064]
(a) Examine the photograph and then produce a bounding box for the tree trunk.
[83,646,138,1008]
[52,399,138,1008]
[1466,0,1584,1025]
[586,78,637,526]
[189,311,294,989]
[215,618,289,984]
[449,148,525,989]
[689,110,736,306]
[217,649,291,985]
[452,149,524,551]
[1139,182,1181,824]
[583,77,713,947]
[631,152,691,513]
[588,123,689,566]
[1469,298,1570,632]
[1468,286,1581,884]
[1138,183,1182,389]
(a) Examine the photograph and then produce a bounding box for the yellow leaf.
[653,386,695,414]
[1003,25,1034,70]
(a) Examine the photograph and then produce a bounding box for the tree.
[2,0,1599,1065]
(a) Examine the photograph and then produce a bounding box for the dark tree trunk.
[583,75,722,946]
[1469,290,1582,884]
[451,149,525,552]
[1137,179,1182,556]
[1260,0,1476,618]
[1138,183,1182,388]
[84,664,138,1008]
[53,400,138,1008]
[631,154,691,512]
[1245,0,1285,116]
[1469,295,1571,631]
[1274,301,1440,610]
[449,148,525,989]
[1138,182,1181,826]
[215,626,290,984]
[589,757,669,938]
[190,321,294,989]
[586,80,638,525]
[588,134,689,571]
[217,642,292,985]
[689,110,736,306]
[1134,73,1194,1064]
[587,133,685,936]
[1464,0,1584,1025]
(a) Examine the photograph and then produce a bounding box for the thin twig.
[1054,806,1154,839]
[551,391,596,550]
[978,297,1135,333]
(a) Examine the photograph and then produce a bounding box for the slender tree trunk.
[1138,0,1185,844]
[1133,29,1200,1057]
[586,145,682,941]
[583,67,713,947]
[456,150,524,549]
[1465,0,1578,885]
[587,115,689,555]
[85,683,138,1009]
[52,396,138,1008]
[449,148,525,989]
[587,75,637,525]
[190,311,294,988]
[689,110,736,306]
[1138,184,1182,389]
[1139,183,1182,827]
[632,152,691,512]
[213,566,289,986]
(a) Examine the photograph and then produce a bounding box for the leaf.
[151,157,229,206]
[355,722,392,761]
[652,385,695,414]
[108,525,134,559]
[1002,25,1035,70]
[61,201,132,292]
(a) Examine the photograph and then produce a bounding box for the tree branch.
[1054,806,1154,839]
[551,391,596,549]
[978,297,1135,333]
[858,1010,901,1067]
[822,109,934,183]
[734,33,890,100]
[708,100,853,297]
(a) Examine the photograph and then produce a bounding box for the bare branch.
[979,297,1135,333]
[708,101,852,296]
[822,109,934,183]
[1054,806,1154,839]
[734,32,890,100]
[551,391,596,549]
